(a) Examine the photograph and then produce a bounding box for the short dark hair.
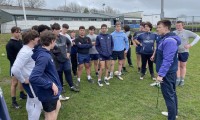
[11,26,21,33]
[62,24,69,29]
[38,25,50,34]
[176,21,184,25]
[32,25,38,31]
[157,20,172,30]
[140,22,145,27]
[70,30,75,33]
[22,30,39,45]
[145,22,153,31]
[79,26,85,30]
[124,25,130,32]
[89,26,96,30]
[51,23,61,30]
[40,31,56,46]
[115,22,121,26]
[101,24,107,28]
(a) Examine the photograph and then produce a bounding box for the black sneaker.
[12,102,21,109]
[20,92,27,100]
[70,86,80,92]
[88,78,94,84]
[140,74,145,80]
[151,74,156,81]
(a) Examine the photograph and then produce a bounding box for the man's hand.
[78,42,82,45]
[24,79,29,84]
[184,44,192,49]
[150,55,155,61]
[52,83,58,96]
[66,53,70,59]
[124,50,128,54]
[156,76,163,83]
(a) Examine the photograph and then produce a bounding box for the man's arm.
[29,56,53,89]
[158,39,178,77]
[11,51,30,83]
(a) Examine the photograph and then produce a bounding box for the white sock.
[110,72,113,76]
[77,78,80,82]
[98,79,101,81]
[87,75,91,79]
[118,71,122,76]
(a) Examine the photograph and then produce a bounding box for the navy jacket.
[95,33,114,57]
[156,32,181,77]
[137,32,157,55]
[29,47,62,102]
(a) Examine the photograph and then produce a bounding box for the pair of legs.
[98,57,111,80]
[140,54,154,78]
[176,52,189,86]
[57,60,74,88]
[71,54,78,76]
[90,54,99,75]
[161,73,178,120]
[77,53,92,82]
[43,100,61,120]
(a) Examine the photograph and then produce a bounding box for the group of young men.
[5,19,199,120]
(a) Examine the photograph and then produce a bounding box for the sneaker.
[20,92,27,100]
[176,80,180,86]
[140,74,145,80]
[151,74,156,81]
[97,80,103,87]
[88,78,94,84]
[150,82,160,87]
[75,80,80,87]
[161,111,178,118]
[104,78,110,85]
[59,95,70,101]
[117,75,123,80]
[179,80,184,86]
[12,102,21,109]
[70,86,80,92]
[129,65,134,68]
[107,75,113,80]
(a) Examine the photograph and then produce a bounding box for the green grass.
[0,33,200,120]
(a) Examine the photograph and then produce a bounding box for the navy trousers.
[161,72,178,120]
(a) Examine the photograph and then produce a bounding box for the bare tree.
[57,2,85,13]
[0,0,13,5]
[16,0,46,8]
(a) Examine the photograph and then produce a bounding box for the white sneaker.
[161,111,178,118]
[97,80,103,87]
[104,78,110,85]
[117,75,123,80]
[140,76,144,80]
[107,75,113,80]
[59,95,70,101]
[150,82,160,87]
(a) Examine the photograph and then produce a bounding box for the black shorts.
[99,55,111,61]
[136,46,142,54]
[178,52,189,62]
[111,51,124,60]
[90,54,99,61]
[42,99,58,112]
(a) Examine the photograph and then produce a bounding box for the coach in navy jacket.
[30,47,62,102]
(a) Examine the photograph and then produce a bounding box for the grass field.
[0,33,200,120]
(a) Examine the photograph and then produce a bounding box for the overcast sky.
[44,0,199,17]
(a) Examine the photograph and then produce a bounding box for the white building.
[142,14,161,26]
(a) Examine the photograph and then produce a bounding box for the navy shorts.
[99,55,111,61]
[111,51,124,60]
[77,53,90,65]
[136,46,142,54]
[42,99,58,112]
[178,52,189,62]
[90,54,99,61]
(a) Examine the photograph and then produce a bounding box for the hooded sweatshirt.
[111,30,129,52]
[95,33,114,57]
[156,32,181,77]
[29,47,62,102]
